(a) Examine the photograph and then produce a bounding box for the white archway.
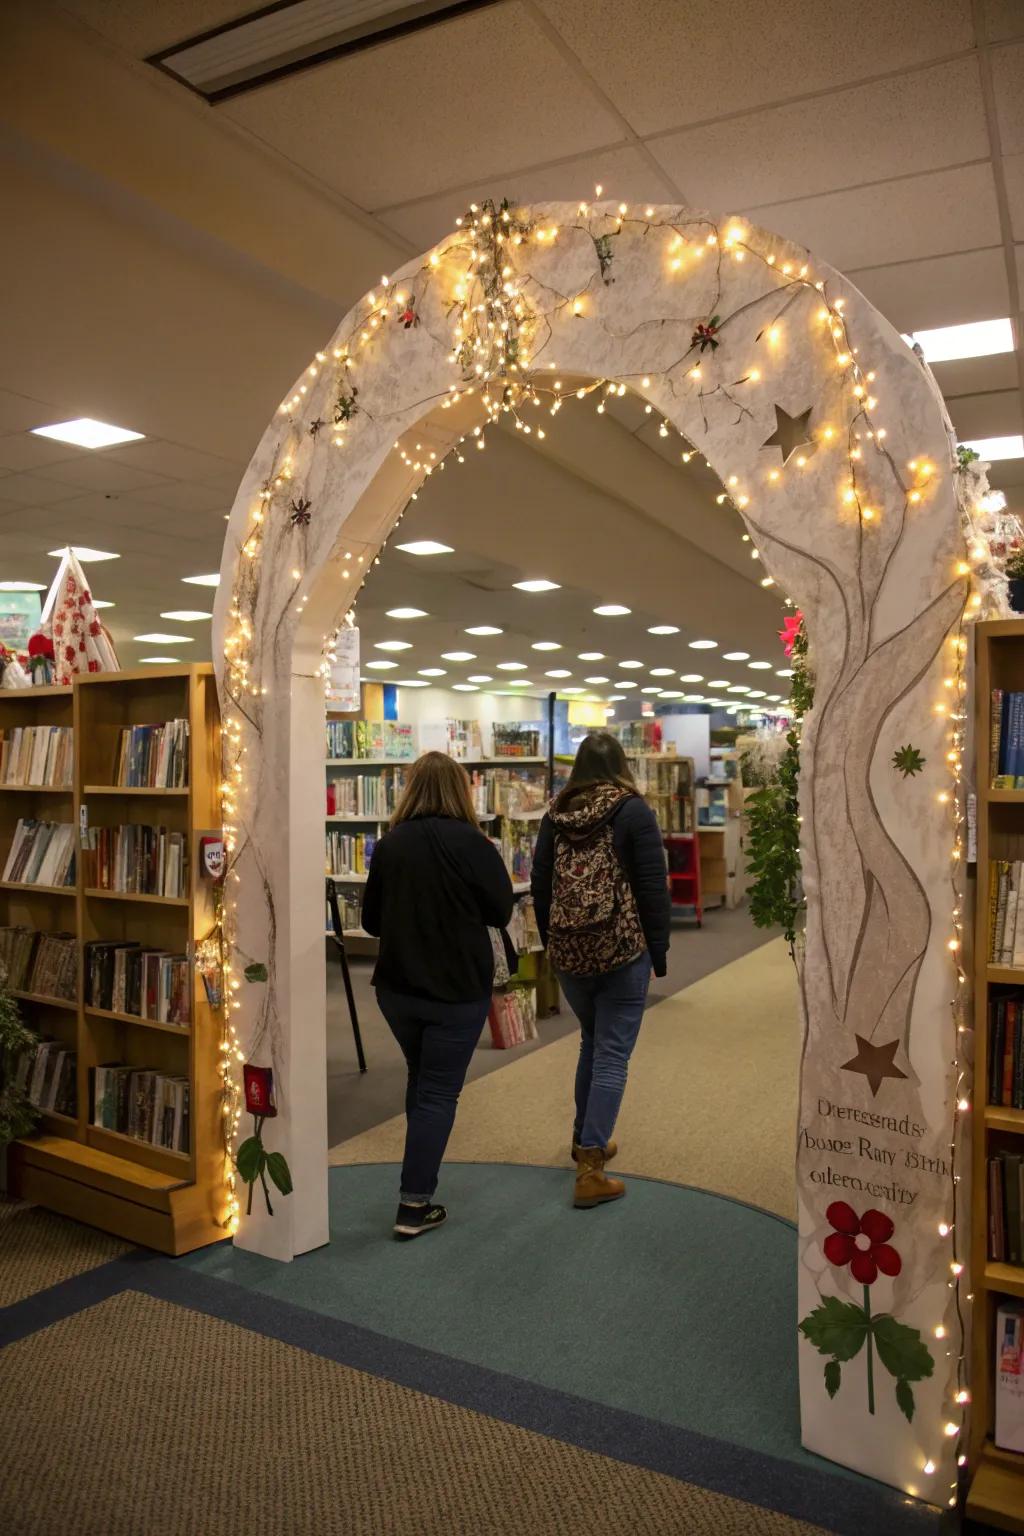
[213,201,976,1492]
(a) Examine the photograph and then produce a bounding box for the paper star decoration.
[840,1035,908,1097]
[763,403,815,465]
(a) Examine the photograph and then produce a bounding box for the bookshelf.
[967,620,1024,1532]
[4,664,224,1256]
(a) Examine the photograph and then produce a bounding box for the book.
[1,820,76,887]
[0,725,73,787]
[80,824,187,897]
[113,719,190,788]
[89,1063,189,1151]
[995,1301,1024,1453]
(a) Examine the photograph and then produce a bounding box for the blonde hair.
[390,751,479,829]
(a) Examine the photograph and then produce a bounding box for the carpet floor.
[0,1198,129,1306]
[331,937,799,1220]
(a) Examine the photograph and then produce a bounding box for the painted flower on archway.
[799,1204,933,1421]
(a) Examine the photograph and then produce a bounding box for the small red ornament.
[399,298,419,329]
[243,1063,278,1118]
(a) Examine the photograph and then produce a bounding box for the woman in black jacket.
[531,732,670,1210]
[362,752,514,1240]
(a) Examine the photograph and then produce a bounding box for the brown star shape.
[840,1035,908,1097]
[762,403,815,465]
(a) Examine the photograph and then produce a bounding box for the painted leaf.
[236,1135,265,1183]
[798,1296,869,1361]
[824,1359,841,1399]
[265,1151,293,1196]
[871,1315,934,1384]
[895,1377,915,1423]
[244,962,268,983]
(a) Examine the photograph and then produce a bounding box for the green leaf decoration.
[824,1359,841,1399]
[265,1151,293,1197]
[957,444,980,469]
[895,1377,915,1423]
[891,744,926,778]
[244,962,268,984]
[798,1296,870,1361]
[871,1315,935,1384]
[236,1135,265,1184]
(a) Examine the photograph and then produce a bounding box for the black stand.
[326,878,367,1073]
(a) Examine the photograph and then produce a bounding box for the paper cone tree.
[41,549,119,684]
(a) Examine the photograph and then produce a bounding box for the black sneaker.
[393,1202,447,1241]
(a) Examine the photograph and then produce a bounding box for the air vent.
[150,0,499,102]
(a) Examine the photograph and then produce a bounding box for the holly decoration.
[399,297,419,329]
[892,744,925,778]
[289,497,312,528]
[236,1064,293,1217]
[956,444,980,469]
[691,315,721,352]
[594,234,616,283]
[334,386,359,424]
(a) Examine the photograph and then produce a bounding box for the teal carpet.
[185,1162,829,1476]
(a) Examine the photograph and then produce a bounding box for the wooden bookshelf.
[967,621,1024,1529]
[4,664,225,1255]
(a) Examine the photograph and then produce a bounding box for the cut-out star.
[763,403,815,465]
[840,1035,908,1097]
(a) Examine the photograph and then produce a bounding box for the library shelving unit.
[699,748,748,910]
[5,664,224,1256]
[967,619,1024,1532]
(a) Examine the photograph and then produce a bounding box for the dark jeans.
[557,951,652,1149]
[377,987,490,1201]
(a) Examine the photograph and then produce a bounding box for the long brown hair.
[555,731,637,811]
[390,751,480,829]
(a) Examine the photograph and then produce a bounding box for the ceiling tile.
[0,470,89,507]
[747,163,1001,272]
[105,439,240,479]
[984,0,1024,42]
[931,352,1019,397]
[535,0,974,136]
[648,58,987,212]
[0,389,58,434]
[135,481,233,515]
[58,0,256,56]
[846,246,1010,331]
[40,457,172,494]
[0,432,84,473]
[379,146,671,249]
[992,43,1024,152]
[945,388,1023,438]
[1006,151,1024,240]
[221,3,623,210]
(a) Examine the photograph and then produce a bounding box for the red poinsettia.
[779,611,804,656]
[823,1201,901,1285]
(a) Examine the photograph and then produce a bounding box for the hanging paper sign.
[200,836,225,880]
[327,626,360,710]
[0,591,41,651]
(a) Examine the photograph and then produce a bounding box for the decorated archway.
[213,201,989,1495]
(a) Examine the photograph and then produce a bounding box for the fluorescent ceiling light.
[452,683,478,692]
[375,640,412,651]
[133,632,192,644]
[366,660,399,670]
[161,609,211,621]
[441,650,476,661]
[728,685,751,693]
[386,607,428,619]
[514,579,560,592]
[497,661,526,670]
[749,660,773,670]
[766,694,782,702]
[584,675,610,684]
[650,668,676,677]
[507,678,533,686]
[777,668,794,678]
[722,650,749,661]
[608,694,625,701]
[33,418,143,450]
[0,580,46,591]
[466,625,502,636]
[904,317,1012,363]
[648,625,679,635]
[467,674,493,682]
[139,656,180,664]
[92,600,114,609]
[619,660,644,669]
[960,434,1024,461]
[418,668,447,677]
[679,673,704,682]
[546,669,572,678]
[683,694,704,703]
[532,641,561,651]
[561,686,585,694]
[641,686,662,694]
[658,689,683,699]
[688,639,717,649]
[49,546,119,562]
[183,573,220,586]
[397,540,453,556]
[594,604,631,616]
[708,679,731,687]
[615,680,638,689]
[579,652,605,661]
[748,690,767,698]
[395,679,430,688]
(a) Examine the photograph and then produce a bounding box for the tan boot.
[572,1138,617,1165]
[573,1146,625,1209]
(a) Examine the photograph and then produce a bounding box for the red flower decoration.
[823,1201,901,1285]
[243,1063,277,1118]
[27,633,54,659]
[64,645,75,663]
[779,611,804,656]
[87,659,99,672]
[89,620,101,636]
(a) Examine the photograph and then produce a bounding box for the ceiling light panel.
[531,641,561,651]
[133,633,192,644]
[688,639,717,649]
[441,650,476,661]
[0,581,46,591]
[374,640,412,651]
[648,625,679,635]
[594,604,631,616]
[904,317,1013,363]
[723,651,750,661]
[960,435,1024,461]
[466,625,502,636]
[418,668,446,676]
[182,573,221,586]
[161,610,212,621]
[396,540,453,556]
[386,607,427,619]
[33,418,143,449]
[48,546,119,562]
[579,652,605,661]
[366,660,399,669]
[514,579,560,592]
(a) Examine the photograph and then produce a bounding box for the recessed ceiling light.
[708,679,731,687]
[161,609,212,621]
[386,607,428,619]
[683,694,705,703]
[723,650,750,661]
[561,686,585,693]
[532,641,561,651]
[579,651,605,661]
[375,640,412,651]
[777,668,794,678]
[32,418,144,450]
[748,660,773,670]
[395,679,430,687]
[507,678,533,686]
[904,317,1012,363]
[688,639,717,649]
[960,434,1024,461]
[418,668,447,677]
[648,625,680,635]
[608,694,625,701]
[546,669,572,678]
[0,580,46,591]
[748,690,768,698]
[91,599,114,609]
[396,540,453,556]
[441,650,476,661]
[467,674,493,682]
[497,661,526,670]
[618,660,644,669]
[594,604,631,616]
[366,660,400,670]
[452,683,479,692]
[133,632,192,644]
[641,686,662,694]
[584,675,610,684]
[728,685,751,693]
[466,625,503,636]
[139,656,180,664]
[679,673,704,683]
[48,546,119,562]
[182,573,220,586]
[514,578,561,592]
[658,689,684,699]
[615,680,638,689]
[766,694,782,701]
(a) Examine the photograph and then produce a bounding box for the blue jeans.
[557,951,652,1149]
[377,988,490,1201]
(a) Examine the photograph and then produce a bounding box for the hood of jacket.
[548,782,634,837]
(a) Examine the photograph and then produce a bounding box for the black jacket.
[362,815,515,1003]
[531,791,671,976]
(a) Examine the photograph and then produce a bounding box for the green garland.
[745,624,813,949]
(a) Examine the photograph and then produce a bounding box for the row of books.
[492,725,542,758]
[91,1064,190,1153]
[989,1152,1024,1267]
[327,774,397,818]
[0,725,73,788]
[15,1038,77,1116]
[488,986,538,1049]
[2,820,75,887]
[114,719,190,788]
[988,860,1024,965]
[495,824,536,884]
[80,824,187,898]
[989,991,1024,1108]
[326,890,364,934]
[0,926,77,1000]
[446,718,486,760]
[326,831,377,878]
[84,939,191,1026]
[325,719,416,760]
[507,895,542,955]
[991,691,1024,787]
